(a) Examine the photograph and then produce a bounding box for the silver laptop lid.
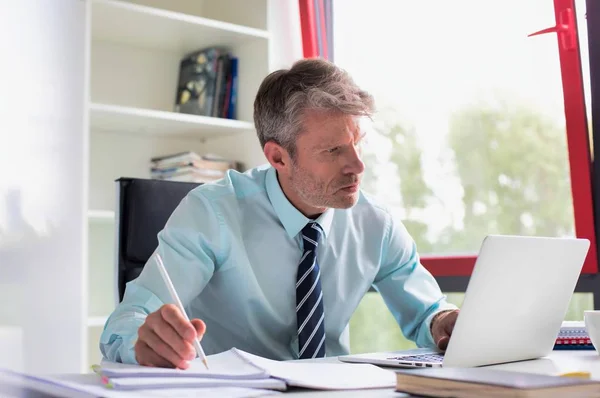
[443,235,589,367]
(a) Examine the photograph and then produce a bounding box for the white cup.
[584,310,600,353]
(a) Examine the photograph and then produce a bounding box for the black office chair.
[114,177,201,303]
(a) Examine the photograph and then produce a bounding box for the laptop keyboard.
[387,353,445,363]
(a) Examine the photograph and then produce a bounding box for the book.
[95,348,396,392]
[226,57,238,119]
[150,151,239,171]
[174,47,226,117]
[150,166,225,179]
[149,151,242,183]
[395,367,600,398]
[213,53,232,118]
[554,321,594,350]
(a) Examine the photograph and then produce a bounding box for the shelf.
[91,0,270,53]
[90,103,255,139]
[87,316,109,327]
[87,209,115,222]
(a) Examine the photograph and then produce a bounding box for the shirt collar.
[265,166,333,240]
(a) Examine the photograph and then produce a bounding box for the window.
[332,0,596,275]
[319,0,598,352]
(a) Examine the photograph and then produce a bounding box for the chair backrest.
[114,177,201,303]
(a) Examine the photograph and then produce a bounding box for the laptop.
[339,235,590,368]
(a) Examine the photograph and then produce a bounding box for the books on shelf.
[174,46,238,120]
[151,151,241,183]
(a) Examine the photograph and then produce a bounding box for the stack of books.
[395,367,600,397]
[174,46,238,119]
[150,151,239,183]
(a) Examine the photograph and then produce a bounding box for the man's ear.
[264,141,291,173]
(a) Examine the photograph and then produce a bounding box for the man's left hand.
[431,309,459,351]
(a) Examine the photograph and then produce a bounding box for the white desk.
[45,350,600,397]
[285,350,600,397]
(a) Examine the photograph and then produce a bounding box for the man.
[100,58,459,369]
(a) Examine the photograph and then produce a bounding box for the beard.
[289,162,360,210]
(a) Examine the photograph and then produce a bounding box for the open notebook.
[94,348,396,391]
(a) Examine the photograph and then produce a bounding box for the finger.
[444,311,459,334]
[160,304,197,342]
[147,315,196,361]
[190,319,206,339]
[444,316,457,333]
[139,325,189,369]
[136,340,175,368]
[437,335,450,351]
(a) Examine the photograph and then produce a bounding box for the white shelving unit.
[87,209,115,222]
[90,103,255,139]
[85,0,274,369]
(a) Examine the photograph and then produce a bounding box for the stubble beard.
[289,163,359,210]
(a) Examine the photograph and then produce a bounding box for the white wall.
[0,0,87,373]
[198,0,305,170]
[267,0,303,71]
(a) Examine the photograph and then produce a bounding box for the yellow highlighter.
[559,371,591,379]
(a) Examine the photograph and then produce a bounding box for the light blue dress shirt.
[100,165,456,364]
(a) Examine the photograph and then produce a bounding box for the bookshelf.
[91,0,270,51]
[90,103,255,139]
[86,0,277,369]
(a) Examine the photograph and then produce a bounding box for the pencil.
[154,252,210,370]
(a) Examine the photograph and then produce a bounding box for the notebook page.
[233,349,396,390]
[99,349,268,380]
[106,376,287,391]
[43,373,281,398]
[120,387,281,398]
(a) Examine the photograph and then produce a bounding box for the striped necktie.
[296,222,326,359]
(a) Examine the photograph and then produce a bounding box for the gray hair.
[253,58,375,158]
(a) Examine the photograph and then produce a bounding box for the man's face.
[288,110,365,210]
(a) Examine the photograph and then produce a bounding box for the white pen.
[154,252,209,370]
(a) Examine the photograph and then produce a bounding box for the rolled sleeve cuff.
[99,284,165,364]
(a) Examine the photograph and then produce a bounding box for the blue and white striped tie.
[296,222,326,359]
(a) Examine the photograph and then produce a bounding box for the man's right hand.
[135,304,206,369]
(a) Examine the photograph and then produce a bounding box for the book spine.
[227,57,238,120]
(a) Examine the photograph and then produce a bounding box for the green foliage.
[349,99,590,354]
[349,292,592,354]
[439,100,574,252]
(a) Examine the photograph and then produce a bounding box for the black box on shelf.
[174,47,238,119]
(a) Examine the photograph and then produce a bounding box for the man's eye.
[327,147,340,154]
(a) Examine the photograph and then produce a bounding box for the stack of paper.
[1,368,280,398]
[94,348,396,392]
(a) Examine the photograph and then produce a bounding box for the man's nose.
[344,145,365,175]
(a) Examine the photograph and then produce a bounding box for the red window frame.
[299,0,598,276]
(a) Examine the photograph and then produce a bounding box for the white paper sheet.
[2,371,281,398]
[107,375,287,391]
[104,387,281,398]
[98,349,268,379]
[96,347,396,391]
[233,349,397,390]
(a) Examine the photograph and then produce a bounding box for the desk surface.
[54,350,600,397]
[287,350,600,397]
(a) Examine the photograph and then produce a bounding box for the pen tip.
[202,358,209,370]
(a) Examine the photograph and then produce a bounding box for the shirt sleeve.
[99,190,225,364]
[372,215,457,349]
